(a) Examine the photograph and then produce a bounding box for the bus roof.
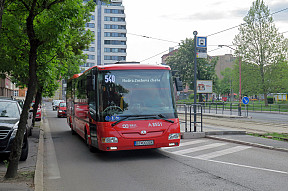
[69,64,171,80]
[68,73,82,80]
[85,64,171,73]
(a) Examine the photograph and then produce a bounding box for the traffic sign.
[196,47,207,58]
[196,37,207,48]
[242,97,249,105]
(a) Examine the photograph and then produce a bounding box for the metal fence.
[176,104,203,132]
[177,101,288,116]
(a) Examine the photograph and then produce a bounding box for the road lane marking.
[194,146,251,160]
[172,143,226,155]
[161,147,288,175]
[162,139,208,150]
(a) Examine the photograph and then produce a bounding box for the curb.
[206,135,288,153]
[181,131,247,139]
[34,120,44,191]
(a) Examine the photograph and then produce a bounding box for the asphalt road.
[43,103,288,191]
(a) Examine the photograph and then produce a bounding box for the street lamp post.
[218,45,241,116]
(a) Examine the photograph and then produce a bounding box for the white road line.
[44,117,61,179]
[172,143,226,155]
[161,147,288,175]
[162,139,208,150]
[194,146,251,160]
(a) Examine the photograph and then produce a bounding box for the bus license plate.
[134,140,154,146]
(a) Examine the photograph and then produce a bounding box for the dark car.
[0,99,29,161]
[57,102,67,118]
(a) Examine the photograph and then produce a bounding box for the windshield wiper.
[157,114,174,123]
[111,115,146,127]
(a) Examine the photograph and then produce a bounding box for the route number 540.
[105,75,115,83]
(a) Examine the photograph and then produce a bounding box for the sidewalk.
[179,113,288,152]
[0,124,40,190]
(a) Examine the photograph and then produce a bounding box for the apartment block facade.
[81,0,127,71]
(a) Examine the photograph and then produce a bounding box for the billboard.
[197,80,213,93]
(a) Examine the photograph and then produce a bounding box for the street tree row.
[0,0,109,179]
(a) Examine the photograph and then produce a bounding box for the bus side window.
[87,75,93,91]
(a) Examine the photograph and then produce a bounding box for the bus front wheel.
[85,132,97,153]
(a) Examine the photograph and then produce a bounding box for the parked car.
[52,100,64,111]
[57,102,67,118]
[1,97,33,136]
[0,98,29,161]
[31,102,42,121]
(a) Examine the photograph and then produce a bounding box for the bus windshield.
[98,69,177,121]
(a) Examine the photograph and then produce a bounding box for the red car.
[31,102,42,121]
[57,102,67,118]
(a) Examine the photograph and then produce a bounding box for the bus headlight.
[168,133,180,140]
[101,137,118,143]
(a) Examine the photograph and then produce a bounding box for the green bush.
[267,97,274,104]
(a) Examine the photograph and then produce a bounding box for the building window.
[104,48,126,53]
[80,63,94,68]
[86,23,95,28]
[104,40,126,45]
[104,24,126,29]
[104,32,126,37]
[101,2,122,6]
[89,47,95,52]
[88,55,95,60]
[104,9,124,14]
[90,15,95,20]
[14,90,19,97]
[104,56,126,61]
[104,16,125,22]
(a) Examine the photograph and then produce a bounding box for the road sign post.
[193,31,198,132]
[242,97,249,117]
[196,36,207,58]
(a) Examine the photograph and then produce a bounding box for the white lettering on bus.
[121,78,161,83]
[148,122,162,127]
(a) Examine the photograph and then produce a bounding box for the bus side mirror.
[174,77,183,91]
[87,75,93,91]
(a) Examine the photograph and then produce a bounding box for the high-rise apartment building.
[81,0,127,70]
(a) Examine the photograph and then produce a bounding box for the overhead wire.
[133,7,288,62]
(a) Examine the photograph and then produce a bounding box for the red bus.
[66,63,182,152]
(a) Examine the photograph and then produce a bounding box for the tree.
[233,0,288,105]
[0,0,5,33]
[0,0,109,178]
[219,68,233,97]
[166,38,218,101]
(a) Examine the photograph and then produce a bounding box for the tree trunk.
[264,93,268,106]
[5,53,37,178]
[32,86,43,126]
[0,0,5,33]
[5,3,39,178]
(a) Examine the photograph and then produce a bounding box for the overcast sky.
[123,0,288,64]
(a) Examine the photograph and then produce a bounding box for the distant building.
[161,47,178,64]
[0,74,27,100]
[13,87,27,100]
[0,75,13,97]
[81,0,127,71]
[212,54,236,79]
